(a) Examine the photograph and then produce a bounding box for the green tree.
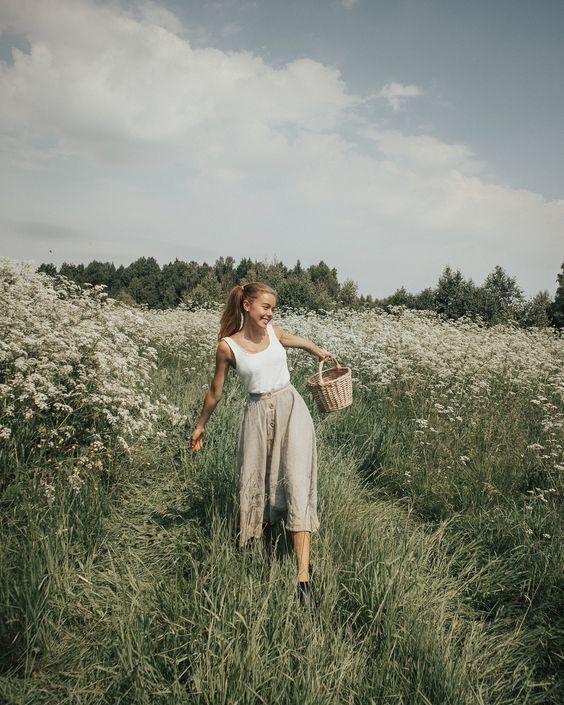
[182,269,222,309]
[35,254,368,313]
[213,255,237,297]
[278,271,318,311]
[111,265,127,296]
[338,278,360,309]
[37,263,57,277]
[291,259,304,277]
[519,290,552,328]
[82,260,116,290]
[381,286,417,308]
[160,282,178,309]
[235,257,255,283]
[412,287,435,311]
[548,261,564,329]
[239,258,289,305]
[124,257,161,308]
[59,262,85,282]
[478,265,524,324]
[160,259,201,307]
[262,255,290,293]
[310,281,335,312]
[115,289,137,306]
[307,260,340,300]
[433,266,478,319]
[122,256,160,284]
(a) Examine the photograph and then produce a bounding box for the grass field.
[1,259,562,704]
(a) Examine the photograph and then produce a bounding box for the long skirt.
[236,381,319,547]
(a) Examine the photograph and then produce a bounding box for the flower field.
[1,258,562,704]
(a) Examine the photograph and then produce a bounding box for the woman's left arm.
[274,326,337,363]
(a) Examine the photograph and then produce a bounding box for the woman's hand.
[316,348,338,364]
[190,426,205,451]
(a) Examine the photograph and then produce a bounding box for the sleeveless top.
[222,322,291,394]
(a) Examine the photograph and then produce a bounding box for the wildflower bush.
[143,304,221,367]
[0,258,186,494]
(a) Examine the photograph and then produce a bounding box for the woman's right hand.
[190,426,205,451]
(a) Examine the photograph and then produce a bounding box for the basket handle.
[318,358,343,385]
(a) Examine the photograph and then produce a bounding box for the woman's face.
[244,292,276,328]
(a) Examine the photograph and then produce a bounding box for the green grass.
[0,354,562,704]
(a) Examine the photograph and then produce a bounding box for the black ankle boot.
[297,581,317,610]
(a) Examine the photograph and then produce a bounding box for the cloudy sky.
[1,0,562,298]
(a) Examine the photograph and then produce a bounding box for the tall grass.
[1,262,562,703]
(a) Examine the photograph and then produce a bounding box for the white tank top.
[222,322,291,394]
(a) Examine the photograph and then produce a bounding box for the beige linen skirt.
[236,381,320,547]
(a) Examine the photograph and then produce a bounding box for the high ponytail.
[218,281,277,341]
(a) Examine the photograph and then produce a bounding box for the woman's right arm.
[190,340,233,449]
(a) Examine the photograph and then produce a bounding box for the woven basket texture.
[306,360,352,413]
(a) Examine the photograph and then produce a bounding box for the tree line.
[37,256,564,329]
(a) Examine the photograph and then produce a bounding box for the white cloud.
[0,0,353,145]
[378,82,423,111]
[136,0,185,35]
[341,0,359,9]
[364,128,483,174]
[0,0,561,298]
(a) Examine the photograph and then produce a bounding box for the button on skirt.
[235,382,320,547]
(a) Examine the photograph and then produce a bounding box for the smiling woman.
[189,281,337,610]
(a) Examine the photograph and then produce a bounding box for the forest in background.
[37,255,564,329]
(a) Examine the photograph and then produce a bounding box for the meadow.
[1,257,562,704]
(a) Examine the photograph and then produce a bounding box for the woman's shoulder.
[219,326,242,342]
[271,324,284,342]
[217,338,236,367]
[217,338,234,355]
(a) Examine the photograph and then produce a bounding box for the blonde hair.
[218,281,277,341]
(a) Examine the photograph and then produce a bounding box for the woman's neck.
[240,319,267,343]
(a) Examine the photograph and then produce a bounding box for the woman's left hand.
[316,348,338,364]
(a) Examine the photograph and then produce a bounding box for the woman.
[189,282,337,609]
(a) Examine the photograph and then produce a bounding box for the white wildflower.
[68,470,84,492]
[41,480,56,504]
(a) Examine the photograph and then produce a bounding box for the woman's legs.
[289,530,310,582]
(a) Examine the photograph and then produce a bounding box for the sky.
[0,0,563,299]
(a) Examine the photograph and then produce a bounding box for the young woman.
[189,282,337,609]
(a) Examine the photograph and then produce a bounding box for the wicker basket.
[306,359,352,413]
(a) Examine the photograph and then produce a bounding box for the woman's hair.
[218,281,277,341]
